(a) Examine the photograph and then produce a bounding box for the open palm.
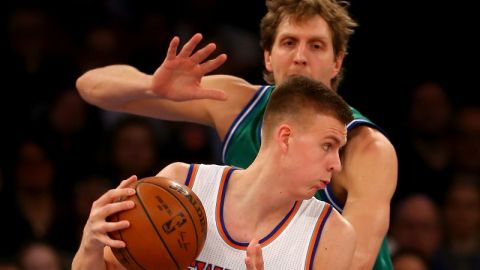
[152,33,227,101]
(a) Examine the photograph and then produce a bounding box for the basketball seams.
[135,182,182,270]
[141,181,202,260]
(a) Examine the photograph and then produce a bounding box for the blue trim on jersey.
[222,85,270,163]
[219,168,247,246]
[185,164,194,186]
[259,201,299,244]
[324,186,343,213]
[308,205,333,270]
[347,119,388,138]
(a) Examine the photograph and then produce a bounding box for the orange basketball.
[109,176,207,270]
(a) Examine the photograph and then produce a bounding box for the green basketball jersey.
[222,85,393,270]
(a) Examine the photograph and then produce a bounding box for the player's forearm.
[72,244,108,270]
[76,65,155,111]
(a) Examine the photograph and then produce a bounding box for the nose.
[293,44,307,66]
[330,152,342,173]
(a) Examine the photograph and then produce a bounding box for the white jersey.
[184,164,333,270]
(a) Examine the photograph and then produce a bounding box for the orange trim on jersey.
[304,203,332,270]
[215,167,240,247]
[185,164,200,189]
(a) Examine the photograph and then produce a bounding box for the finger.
[246,238,258,260]
[194,88,227,101]
[245,257,255,270]
[103,235,127,249]
[94,187,136,206]
[178,33,203,58]
[101,200,135,218]
[166,36,180,60]
[245,239,258,270]
[190,43,217,64]
[105,219,131,233]
[255,243,264,270]
[117,175,138,189]
[200,54,227,75]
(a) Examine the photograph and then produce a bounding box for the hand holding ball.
[109,176,207,270]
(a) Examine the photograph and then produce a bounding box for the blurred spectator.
[76,24,128,73]
[4,5,76,125]
[392,248,429,270]
[168,122,221,164]
[0,257,18,270]
[450,106,480,178]
[100,116,164,182]
[0,138,76,261]
[396,81,453,203]
[128,11,171,73]
[432,178,480,270]
[174,0,263,82]
[389,194,443,266]
[33,89,103,187]
[17,241,63,270]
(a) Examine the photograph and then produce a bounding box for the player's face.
[284,114,347,199]
[264,15,343,88]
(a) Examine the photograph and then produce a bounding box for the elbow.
[76,71,96,105]
[349,253,377,270]
[76,70,108,107]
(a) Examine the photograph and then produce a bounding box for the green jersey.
[222,85,393,270]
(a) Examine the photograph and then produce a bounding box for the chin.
[305,189,318,199]
[287,73,311,79]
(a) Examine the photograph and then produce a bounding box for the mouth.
[315,180,330,190]
[286,71,310,78]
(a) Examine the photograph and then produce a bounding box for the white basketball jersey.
[184,164,333,270]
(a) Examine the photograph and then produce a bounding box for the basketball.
[108,176,208,270]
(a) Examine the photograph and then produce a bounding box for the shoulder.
[347,125,396,159]
[341,125,398,201]
[202,75,262,105]
[156,162,191,185]
[202,75,264,138]
[324,207,355,240]
[312,206,356,269]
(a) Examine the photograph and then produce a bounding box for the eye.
[311,43,323,50]
[281,39,295,47]
[322,143,332,151]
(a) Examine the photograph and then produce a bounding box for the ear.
[264,50,273,72]
[332,51,345,78]
[276,124,292,152]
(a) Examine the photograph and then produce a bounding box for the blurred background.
[0,0,478,269]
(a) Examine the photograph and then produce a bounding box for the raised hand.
[81,176,137,251]
[245,238,264,270]
[151,33,228,101]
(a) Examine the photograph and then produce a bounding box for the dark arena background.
[1,0,479,269]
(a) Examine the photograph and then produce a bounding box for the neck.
[222,153,296,241]
[235,154,294,209]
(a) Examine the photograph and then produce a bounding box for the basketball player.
[76,0,397,268]
[72,76,356,270]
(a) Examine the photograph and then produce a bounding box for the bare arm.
[156,162,191,183]
[313,209,356,270]
[72,176,137,270]
[337,126,398,269]
[76,34,258,138]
